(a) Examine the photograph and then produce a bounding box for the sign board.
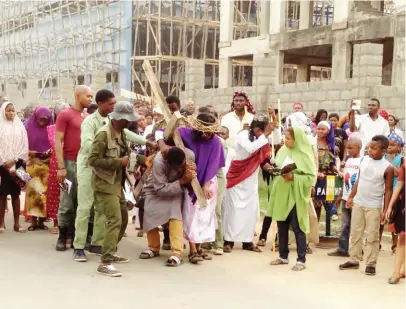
[315,175,342,201]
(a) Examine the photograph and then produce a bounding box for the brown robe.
[142,149,194,232]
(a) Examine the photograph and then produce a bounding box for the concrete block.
[320,80,336,90]
[366,76,382,86]
[334,80,351,90]
[279,92,290,102]
[351,78,360,87]
[366,66,383,77]
[319,100,333,110]
[358,43,384,56]
[377,86,393,98]
[389,97,405,109]
[290,93,301,102]
[303,92,315,101]
[327,90,340,100]
[296,82,311,91]
[332,100,347,110]
[340,90,352,100]
[360,55,384,67]
[315,91,327,101]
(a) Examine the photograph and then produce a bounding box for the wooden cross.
[142,60,207,208]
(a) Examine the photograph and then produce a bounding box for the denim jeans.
[338,200,351,254]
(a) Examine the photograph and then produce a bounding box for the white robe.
[223,130,269,242]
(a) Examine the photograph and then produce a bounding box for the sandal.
[51,226,59,234]
[292,263,306,271]
[0,227,5,234]
[223,245,233,253]
[197,250,212,260]
[270,258,289,266]
[166,255,183,267]
[139,249,160,259]
[243,245,262,253]
[37,223,48,230]
[137,231,144,237]
[188,252,203,264]
[13,225,26,233]
[28,225,38,231]
[257,239,266,247]
[388,276,400,284]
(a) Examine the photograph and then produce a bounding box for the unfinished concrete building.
[179,0,405,128]
[0,1,135,108]
[0,0,404,123]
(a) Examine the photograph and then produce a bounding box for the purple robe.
[178,127,225,201]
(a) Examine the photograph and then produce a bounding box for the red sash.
[226,144,271,189]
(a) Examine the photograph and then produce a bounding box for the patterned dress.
[45,125,60,219]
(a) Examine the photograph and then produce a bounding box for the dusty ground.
[1,211,404,309]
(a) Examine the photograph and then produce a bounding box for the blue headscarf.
[318,120,336,157]
[388,131,404,147]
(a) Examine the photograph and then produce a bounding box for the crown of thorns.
[188,116,221,133]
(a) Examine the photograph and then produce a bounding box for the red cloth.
[226,144,271,189]
[45,125,60,220]
[55,107,86,161]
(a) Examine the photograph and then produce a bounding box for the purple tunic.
[178,127,225,200]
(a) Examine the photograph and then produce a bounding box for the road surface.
[1,213,404,309]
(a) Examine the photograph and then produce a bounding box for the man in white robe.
[223,115,277,252]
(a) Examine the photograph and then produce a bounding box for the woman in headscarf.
[268,127,316,271]
[0,101,29,233]
[24,106,53,231]
[46,100,69,234]
[314,121,341,235]
[258,112,319,249]
[388,114,404,141]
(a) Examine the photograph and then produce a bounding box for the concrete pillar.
[219,57,233,88]
[184,59,205,98]
[259,0,270,36]
[296,64,310,82]
[392,11,405,86]
[370,0,382,11]
[299,0,313,30]
[332,0,350,30]
[353,43,383,86]
[269,0,286,34]
[332,39,352,80]
[58,77,75,104]
[392,37,405,86]
[91,70,106,92]
[220,0,234,42]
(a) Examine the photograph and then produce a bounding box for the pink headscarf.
[379,109,389,121]
[0,102,28,164]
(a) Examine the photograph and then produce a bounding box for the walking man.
[72,89,116,261]
[88,101,140,277]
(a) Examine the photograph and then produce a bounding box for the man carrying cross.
[156,113,225,264]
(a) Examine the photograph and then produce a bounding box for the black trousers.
[259,216,272,241]
[277,206,307,263]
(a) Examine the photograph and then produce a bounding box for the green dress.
[267,127,316,234]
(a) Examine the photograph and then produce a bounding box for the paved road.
[1,213,404,309]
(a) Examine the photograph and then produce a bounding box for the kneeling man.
[140,147,196,266]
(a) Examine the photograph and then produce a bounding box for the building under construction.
[0,0,404,114]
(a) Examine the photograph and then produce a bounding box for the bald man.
[55,85,93,251]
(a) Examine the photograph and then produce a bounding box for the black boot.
[56,227,67,251]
